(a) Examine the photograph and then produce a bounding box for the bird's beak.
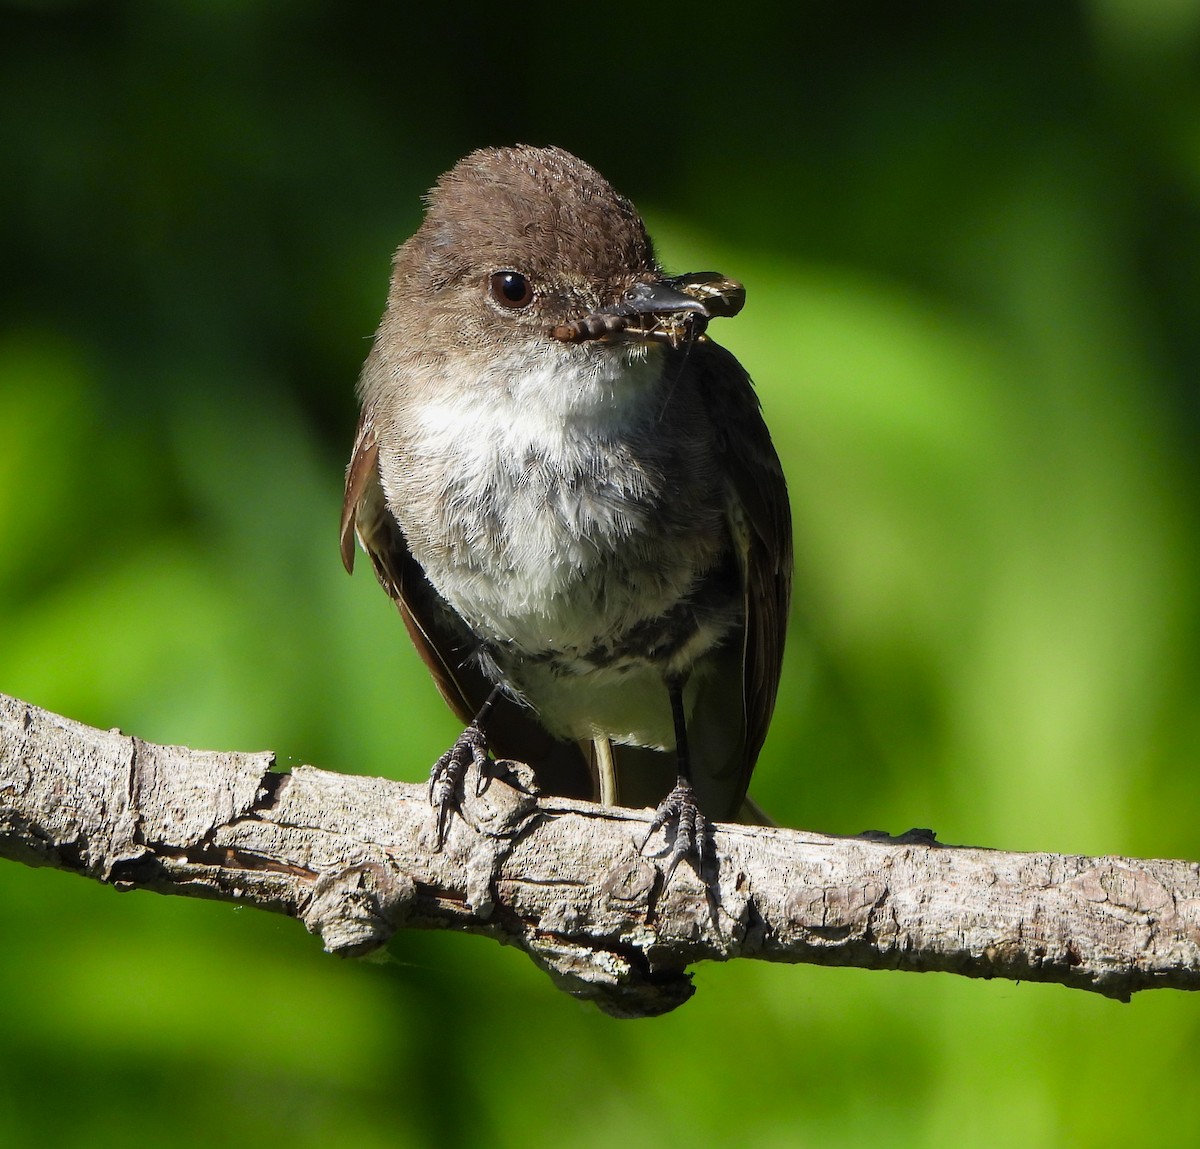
[548,272,745,345]
[612,278,712,321]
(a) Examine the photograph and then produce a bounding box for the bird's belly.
[472,532,742,750]
[412,449,732,669]
[513,659,677,750]
[454,532,731,677]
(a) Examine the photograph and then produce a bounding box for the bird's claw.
[639,777,712,884]
[427,722,490,849]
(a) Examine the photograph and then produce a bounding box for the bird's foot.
[639,776,712,885]
[427,722,491,850]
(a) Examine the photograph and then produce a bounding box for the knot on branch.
[423,756,543,916]
[300,862,416,957]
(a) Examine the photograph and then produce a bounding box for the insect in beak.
[548,272,745,347]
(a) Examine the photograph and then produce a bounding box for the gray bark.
[2,690,1198,1018]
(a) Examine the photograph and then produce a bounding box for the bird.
[340,145,791,877]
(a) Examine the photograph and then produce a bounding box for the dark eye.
[488,271,534,309]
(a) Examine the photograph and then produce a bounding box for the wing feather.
[695,339,792,800]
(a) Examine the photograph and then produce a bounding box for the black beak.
[612,278,711,320]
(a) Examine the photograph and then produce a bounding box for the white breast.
[387,341,702,655]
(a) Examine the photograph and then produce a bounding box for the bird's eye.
[488,271,534,309]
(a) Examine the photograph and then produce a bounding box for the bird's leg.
[639,675,712,882]
[428,684,502,849]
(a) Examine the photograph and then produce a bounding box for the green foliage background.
[3,2,1199,1145]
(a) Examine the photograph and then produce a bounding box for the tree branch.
[2,690,1197,1017]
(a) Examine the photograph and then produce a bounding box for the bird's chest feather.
[384,349,727,657]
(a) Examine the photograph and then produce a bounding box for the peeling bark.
[2,691,1198,1018]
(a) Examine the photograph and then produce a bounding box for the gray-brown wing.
[341,410,474,719]
[695,339,793,798]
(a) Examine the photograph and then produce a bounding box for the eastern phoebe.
[341,145,791,877]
